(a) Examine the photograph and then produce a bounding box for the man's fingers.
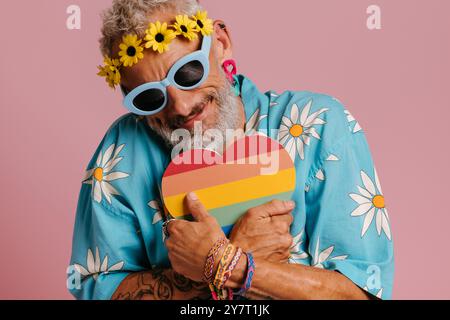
[272,212,294,227]
[185,192,210,222]
[247,199,295,219]
[166,219,188,239]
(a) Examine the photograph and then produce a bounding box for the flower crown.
[97,10,213,90]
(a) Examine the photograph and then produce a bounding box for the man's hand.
[165,192,226,282]
[166,195,295,284]
[229,200,295,263]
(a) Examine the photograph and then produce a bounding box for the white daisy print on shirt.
[312,239,348,269]
[278,100,328,161]
[289,230,309,263]
[245,108,267,135]
[83,144,129,204]
[73,247,124,281]
[344,110,362,133]
[349,169,391,240]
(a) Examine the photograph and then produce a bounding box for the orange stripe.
[164,168,296,217]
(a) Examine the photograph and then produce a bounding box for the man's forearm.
[226,258,371,300]
[112,268,211,300]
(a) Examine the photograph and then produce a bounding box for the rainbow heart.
[161,135,296,235]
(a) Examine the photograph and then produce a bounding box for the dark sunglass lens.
[174,60,204,87]
[133,89,165,112]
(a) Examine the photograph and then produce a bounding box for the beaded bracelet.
[203,238,228,283]
[234,252,255,297]
[213,243,236,290]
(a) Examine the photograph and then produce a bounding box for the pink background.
[0,0,449,299]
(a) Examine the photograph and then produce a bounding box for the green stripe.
[176,191,294,226]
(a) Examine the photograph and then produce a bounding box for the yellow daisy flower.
[144,21,177,54]
[192,10,213,36]
[97,56,121,89]
[172,15,198,40]
[118,34,144,67]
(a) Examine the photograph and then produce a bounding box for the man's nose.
[165,86,194,117]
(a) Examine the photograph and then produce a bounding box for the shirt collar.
[235,74,270,123]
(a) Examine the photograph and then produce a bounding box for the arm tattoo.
[112,267,210,300]
[172,270,206,292]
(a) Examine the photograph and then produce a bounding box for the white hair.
[99,0,202,56]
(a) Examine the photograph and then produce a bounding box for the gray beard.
[147,79,242,153]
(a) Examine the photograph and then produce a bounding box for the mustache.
[168,92,218,129]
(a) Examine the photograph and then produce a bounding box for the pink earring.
[222,59,237,83]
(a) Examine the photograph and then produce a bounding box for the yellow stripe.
[165,168,296,217]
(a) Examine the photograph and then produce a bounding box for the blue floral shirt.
[68,74,394,300]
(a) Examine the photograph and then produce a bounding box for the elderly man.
[69,0,394,300]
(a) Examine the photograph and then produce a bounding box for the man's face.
[116,10,244,149]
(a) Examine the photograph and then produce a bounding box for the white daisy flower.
[349,169,391,240]
[73,247,124,281]
[278,100,328,161]
[312,239,348,269]
[344,110,362,133]
[83,144,129,204]
[245,109,267,135]
[289,230,309,263]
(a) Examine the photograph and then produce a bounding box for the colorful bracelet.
[209,243,235,301]
[203,238,228,283]
[208,243,245,300]
[213,243,236,290]
[221,247,243,288]
[209,283,233,301]
[234,252,255,297]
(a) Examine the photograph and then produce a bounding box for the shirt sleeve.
[67,125,150,300]
[303,107,394,300]
[68,193,148,300]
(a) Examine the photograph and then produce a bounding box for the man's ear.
[213,20,233,65]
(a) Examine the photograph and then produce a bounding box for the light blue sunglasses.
[121,35,212,116]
